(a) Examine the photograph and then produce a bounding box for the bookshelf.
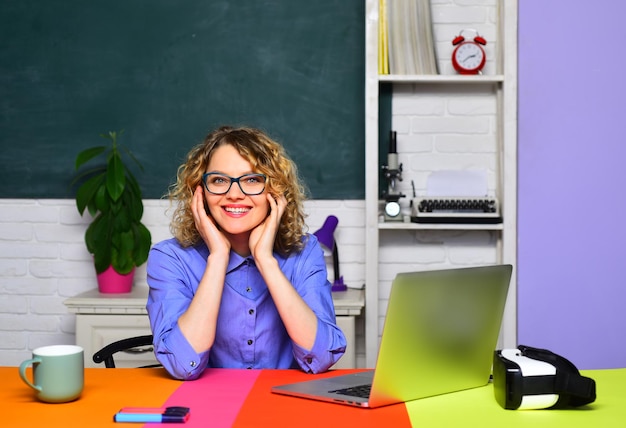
[364,0,518,367]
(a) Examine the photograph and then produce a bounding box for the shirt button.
[246,287,252,292]
[190,361,197,368]
[247,339,253,345]
[306,358,313,364]
[248,309,254,315]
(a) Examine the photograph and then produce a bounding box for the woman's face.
[203,144,270,237]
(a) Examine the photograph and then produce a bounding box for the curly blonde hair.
[169,126,308,254]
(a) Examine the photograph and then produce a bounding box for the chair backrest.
[92,335,160,368]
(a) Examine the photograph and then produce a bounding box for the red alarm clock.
[451,29,487,75]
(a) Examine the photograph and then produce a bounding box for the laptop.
[272,264,512,408]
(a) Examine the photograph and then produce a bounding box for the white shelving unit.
[364,0,518,367]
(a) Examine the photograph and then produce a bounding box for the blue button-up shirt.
[146,234,347,380]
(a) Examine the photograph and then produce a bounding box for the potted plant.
[73,130,152,293]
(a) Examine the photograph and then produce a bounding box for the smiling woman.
[145,125,347,380]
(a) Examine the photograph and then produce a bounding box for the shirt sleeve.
[288,236,347,373]
[146,241,210,380]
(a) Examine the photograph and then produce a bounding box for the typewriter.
[410,196,502,224]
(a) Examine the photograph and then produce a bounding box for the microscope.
[381,131,405,221]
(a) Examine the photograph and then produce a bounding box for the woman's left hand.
[249,193,287,261]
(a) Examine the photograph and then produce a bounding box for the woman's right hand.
[191,186,231,256]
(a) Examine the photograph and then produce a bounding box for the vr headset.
[493,345,596,410]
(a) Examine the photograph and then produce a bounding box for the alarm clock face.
[453,42,485,73]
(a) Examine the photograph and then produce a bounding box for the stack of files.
[379,0,438,75]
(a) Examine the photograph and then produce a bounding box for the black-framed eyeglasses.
[202,172,267,196]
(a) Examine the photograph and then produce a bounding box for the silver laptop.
[272,264,512,408]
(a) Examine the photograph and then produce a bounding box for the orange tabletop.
[4,367,180,428]
[3,366,625,427]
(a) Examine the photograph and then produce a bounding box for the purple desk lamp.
[313,215,347,292]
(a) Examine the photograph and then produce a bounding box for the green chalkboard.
[0,1,364,199]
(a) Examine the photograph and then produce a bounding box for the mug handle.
[19,357,43,392]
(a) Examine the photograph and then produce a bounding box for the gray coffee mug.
[19,345,84,403]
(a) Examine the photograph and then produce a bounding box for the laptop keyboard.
[329,384,372,398]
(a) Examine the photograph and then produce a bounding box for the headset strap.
[518,345,596,407]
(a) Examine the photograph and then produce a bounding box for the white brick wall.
[0,198,367,366]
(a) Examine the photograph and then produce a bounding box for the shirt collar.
[195,242,289,273]
[226,251,252,273]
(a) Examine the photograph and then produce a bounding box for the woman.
[146,126,347,380]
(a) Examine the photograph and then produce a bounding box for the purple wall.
[518,1,626,369]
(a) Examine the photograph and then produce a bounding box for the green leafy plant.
[73,130,151,275]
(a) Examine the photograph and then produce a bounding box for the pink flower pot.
[96,265,135,293]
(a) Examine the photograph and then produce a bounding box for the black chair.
[92,335,161,368]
